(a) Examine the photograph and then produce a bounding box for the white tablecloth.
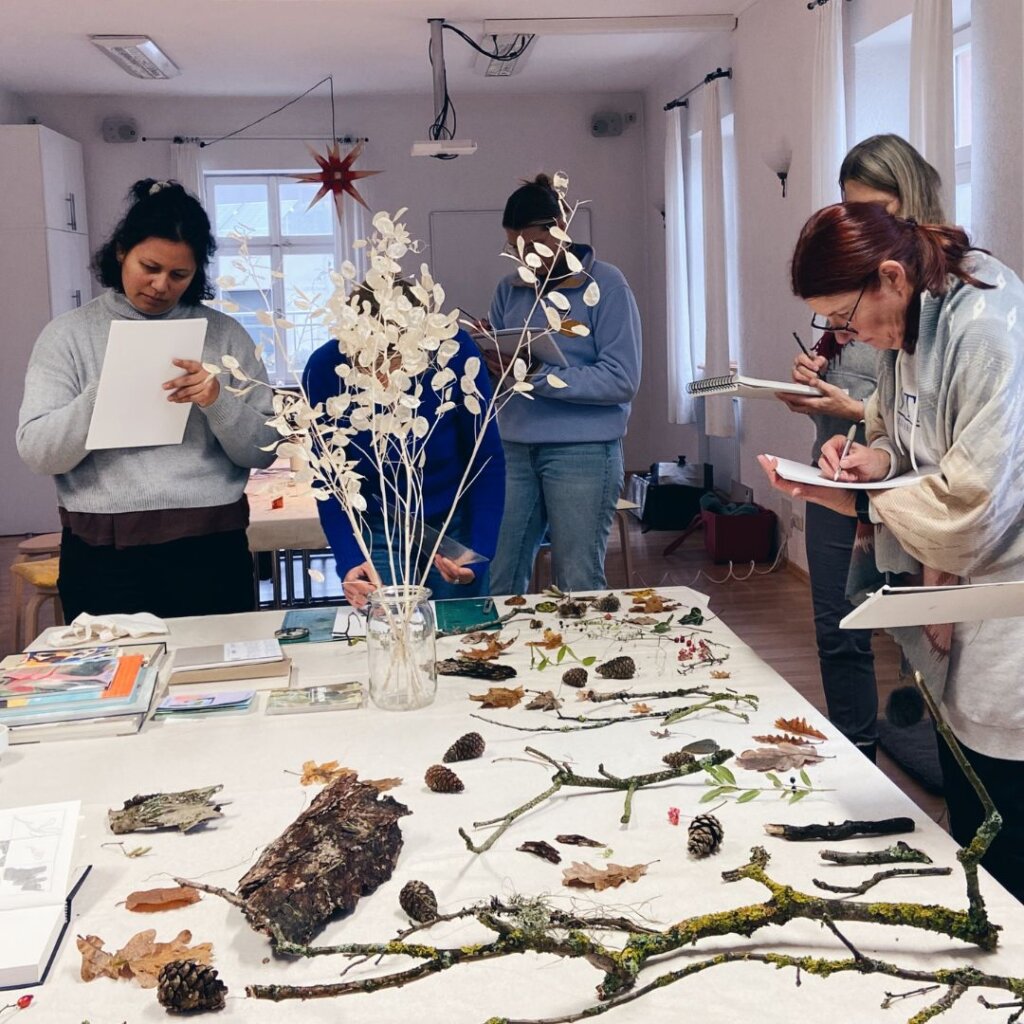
[2,587,1022,1023]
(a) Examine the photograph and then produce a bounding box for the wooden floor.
[0,520,944,822]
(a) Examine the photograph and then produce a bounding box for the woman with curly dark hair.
[17,179,277,619]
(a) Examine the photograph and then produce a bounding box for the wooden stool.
[10,556,63,650]
[16,532,62,560]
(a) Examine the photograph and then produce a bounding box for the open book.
[0,801,89,990]
[687,374,823,399]
[840,580,1024,630]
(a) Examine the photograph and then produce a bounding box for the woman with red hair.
[760,201,1024,902]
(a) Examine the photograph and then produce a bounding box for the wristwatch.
[855,489,873,524]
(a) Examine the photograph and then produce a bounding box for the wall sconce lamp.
[762,141,792,199]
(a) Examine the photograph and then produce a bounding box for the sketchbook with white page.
[841,581,1024,630]
[0,801,89,990]
[687,373,823,399]
[85,318,207,450]
[766,456,939,491]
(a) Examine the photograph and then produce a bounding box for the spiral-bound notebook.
[686,374,822,398]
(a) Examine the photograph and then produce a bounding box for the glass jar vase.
[366,586,437,711]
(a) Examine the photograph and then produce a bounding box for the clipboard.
[766,456,938,491]
[840,581,1024,629]
[472,328,568,368]
[85,319,208,450]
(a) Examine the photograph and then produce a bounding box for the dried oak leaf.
[632,595,678,613]
[624,588,656,601]
[630,702,653,715]
[526,690,562,712]
[555,834,606,848]
[735,745,825,772]
[457,635,515,662]
[774,716,828,741]
[626,615,659,625]
[526,629,563,650]
[562,861,648,891]
[461,629,496,644]
[752,733,818,748]
[299,760,356,786]
[517,840,562,864]
[710,669,731,680]
[364,777,403,792]
[504,595,528,606]
[78,929,213,988]
[469,685,525,709]
[125,885,200,913]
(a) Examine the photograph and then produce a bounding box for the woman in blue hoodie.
[488,175,642,595]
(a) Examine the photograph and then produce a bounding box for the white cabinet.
[0,125,93,534]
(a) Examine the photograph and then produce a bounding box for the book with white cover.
[840,581,1024,630]
[766,456,939,491]
[0,801,88,990]
[171,639,283,673]
[687,373,823,398]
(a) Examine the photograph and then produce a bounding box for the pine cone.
[595,656,636,680]
[399,879,438,922]
[443,731,485,763]
[157,960,227,1014]
[561,667,588,688]
[557,600,586,619]
[425,764,464,793]
[594,594,621,613]
[687,813,724,858]
[663,749,696,769]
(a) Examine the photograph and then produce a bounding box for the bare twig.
[812,866,952,896]
[880,985,940,1009]
[820,841,933,866]
[764,817,915,842]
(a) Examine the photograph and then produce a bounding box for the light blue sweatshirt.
[488,244,642,443]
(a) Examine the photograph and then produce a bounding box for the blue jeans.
[364,508,490,602]
[805,501,877,749]
[490,440,624,596]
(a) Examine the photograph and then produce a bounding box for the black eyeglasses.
[810,282,867,335]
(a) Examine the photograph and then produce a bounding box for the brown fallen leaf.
[526,690,562,712]
[650,728,671,739]
[504,595,528,606]
[630,702,653,715]
[461,629,496,644]
[457,634,515,662]
[555,834,606,848]
[299,760,356,786]
[710,669,731,679]
[624,588,656,601]
[364,777,403,792]
[78,929,213,988]
[774,716,828,741]
[517,840,562,864]
[562,861,649,891]
[735,745,826,772]
[526,628,563,650]
[752,733,819,748]
[469,685,525,709]
[625,615,659,625]
[125,885,200,913]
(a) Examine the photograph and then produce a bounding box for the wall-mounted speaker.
[102,116,139,143]
[590,111,624,138]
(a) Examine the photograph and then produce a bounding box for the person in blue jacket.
[303,283,505,608]
[487,174,642,595]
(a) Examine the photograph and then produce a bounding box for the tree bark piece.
[764,817,915,842]
[235,774,410,945]
[108,786,224,834]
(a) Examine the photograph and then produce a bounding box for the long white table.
[2,586,1022,1023]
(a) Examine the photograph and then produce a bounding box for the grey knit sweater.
[17,290,277,514]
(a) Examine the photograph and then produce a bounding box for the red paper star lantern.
[291,140,381,222]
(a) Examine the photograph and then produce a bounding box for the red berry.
[17,995,32,1010]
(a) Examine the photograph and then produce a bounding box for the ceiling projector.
[410,139,478,159]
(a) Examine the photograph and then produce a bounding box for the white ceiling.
[0,1,746,99]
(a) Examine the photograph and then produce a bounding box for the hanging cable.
[442,23,534,61]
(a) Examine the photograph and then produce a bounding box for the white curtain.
[339,199,369,283]
[910,0,955,216]
[171,140,204,203]
[700,78,734,438]
[665,107,695,425]
[810,0,847,210]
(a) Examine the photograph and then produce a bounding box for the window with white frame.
[953,29,972,232]
[685,114,741,366]
[205,174,340,384]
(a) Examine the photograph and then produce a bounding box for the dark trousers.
[58,528,256,621]
[805,502,877,748]
[939,736,1024,904]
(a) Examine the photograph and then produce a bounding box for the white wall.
[0,87,26,124]
[20,90,661,469]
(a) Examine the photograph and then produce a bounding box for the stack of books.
[0,644,166,742]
